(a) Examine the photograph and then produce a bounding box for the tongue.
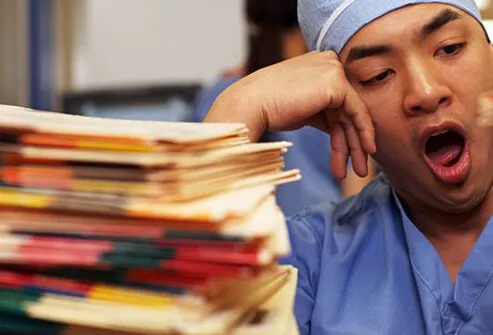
[427,143,462,167]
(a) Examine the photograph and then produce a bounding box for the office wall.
[0,0,28,106]
[70,0,246,90]
[63,1,493,92]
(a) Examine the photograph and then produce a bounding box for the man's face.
[341,4,493,213]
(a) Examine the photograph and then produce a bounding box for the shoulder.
[284,174,394,279]
[288,174,393,239]
[283,174,395,333]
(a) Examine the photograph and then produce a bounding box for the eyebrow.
[346,45,392,64]
[419,8,462,40]
[345,9,463,64]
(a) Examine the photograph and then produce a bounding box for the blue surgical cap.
[298,0,483,53]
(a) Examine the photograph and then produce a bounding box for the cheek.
[371,123,414,175]
[366,106,416,170]
[373,125,409,158]
[469,126,493,160]
[450,48,493,95]
[362,94,406,144]
[447,58,493,126]
[451,71,491,100]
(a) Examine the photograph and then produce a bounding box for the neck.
[402,190,493,239]
[397,186,493,282]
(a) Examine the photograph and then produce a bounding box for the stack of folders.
[0,106,300,335]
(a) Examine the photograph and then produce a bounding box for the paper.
[0,105,300,335]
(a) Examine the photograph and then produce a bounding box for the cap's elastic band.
[315,0,358,50]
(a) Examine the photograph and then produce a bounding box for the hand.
[478,90,493,127]
[204,51,376,179]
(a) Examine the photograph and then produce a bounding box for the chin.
[432,175,488,213]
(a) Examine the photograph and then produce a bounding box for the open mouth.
[425,130,465,168]
[423,127,470,184]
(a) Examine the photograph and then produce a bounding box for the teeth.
[430,130,449,137]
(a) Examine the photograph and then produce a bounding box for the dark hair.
[245,0,298,75]
[244,0,299,143]
[245,0,298,28]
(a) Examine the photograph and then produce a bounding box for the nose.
[402,58,452,116]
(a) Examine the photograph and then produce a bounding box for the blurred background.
[0,0,247,121]
[1,0,493,119]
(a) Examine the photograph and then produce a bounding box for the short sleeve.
[280,209,327,335]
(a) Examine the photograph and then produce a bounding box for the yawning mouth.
[425,130,465,167]
[422,125,470,184]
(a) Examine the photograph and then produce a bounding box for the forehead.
[340,3,476,58]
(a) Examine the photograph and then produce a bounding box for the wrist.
[205,77,266,142]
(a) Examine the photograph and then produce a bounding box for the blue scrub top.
[283,174,493,334]
[192,76,342,216]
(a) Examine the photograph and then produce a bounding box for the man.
[206,0,493,334]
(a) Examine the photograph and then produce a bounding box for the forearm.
[202,51,375,180]
[204,76,266,142]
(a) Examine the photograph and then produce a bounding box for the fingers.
[325,83,374,179]
[343,86,376,154]
[330,124,349,179]
[344,123,368,177]
[477,92,493,127]
[329,118,370,179]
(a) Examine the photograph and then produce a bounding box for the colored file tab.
[0,105,299,335]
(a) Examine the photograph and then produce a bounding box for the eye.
[361,70,392,86]
[436,43,466,57]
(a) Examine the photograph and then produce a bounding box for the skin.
[205,4,493,282]
[341,4,493,281]
[283,27,376,195]
[230,25,375,194]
